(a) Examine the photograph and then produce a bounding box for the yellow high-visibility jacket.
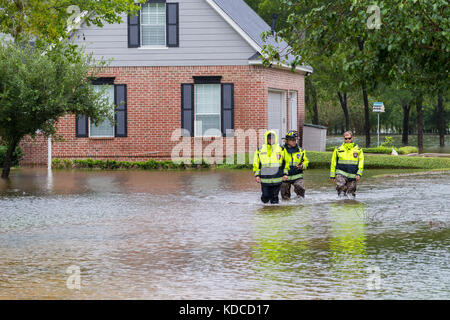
[330,143,364,180]
[282,144,309,181]
[253,131,289,185]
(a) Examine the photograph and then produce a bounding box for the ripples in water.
[0,168,449,299]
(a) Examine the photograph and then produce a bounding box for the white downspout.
[48,136,52,170]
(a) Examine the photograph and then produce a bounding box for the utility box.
[302,124,327,152]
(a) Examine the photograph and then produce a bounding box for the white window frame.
[140,2,167,49]
[89,85,115,138]
[194,84,222,138]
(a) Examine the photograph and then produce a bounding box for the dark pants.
[261,184,281,204]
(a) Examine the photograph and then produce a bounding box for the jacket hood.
[264,130,278,145]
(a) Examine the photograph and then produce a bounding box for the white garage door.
[268,90,287,143]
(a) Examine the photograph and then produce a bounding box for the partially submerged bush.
[52,158,208,170]
[398,146,418,154]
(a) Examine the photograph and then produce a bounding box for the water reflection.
[328,201,367,298]
[251,205,312,298]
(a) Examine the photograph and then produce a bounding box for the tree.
[436,91,446,147]
[261,1,385,147]
[0,0,144,44]
[0,0,147,178]
[305,76,319,125]
[260,0,449,150]
[0,40,112,178]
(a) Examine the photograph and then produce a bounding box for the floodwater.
[0,168,449,299]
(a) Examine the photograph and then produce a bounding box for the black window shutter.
[115,84,127,137]
[221,83,234,137]
[166,3,179,47]
[128,11,140,48]
[76,115,88,137]
[181,84,194,137]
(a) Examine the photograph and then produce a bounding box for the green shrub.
[52,158,63,169]
[306,151,450,170]
[381,136,394,148]
[398,146,418,154]
[0,145,24,167]
[50,152,450,172]
[363,146,397,154]
[63,159,73,169]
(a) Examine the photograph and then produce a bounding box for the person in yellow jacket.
[330,131,364,198]
[253,130,289,204]
[280,130,309,199]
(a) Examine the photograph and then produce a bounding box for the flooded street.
[0,168,449,299]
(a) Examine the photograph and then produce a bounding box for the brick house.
[20,0,312,165]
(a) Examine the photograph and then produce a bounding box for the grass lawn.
[304,151,450,170]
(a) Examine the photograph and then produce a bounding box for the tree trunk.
[1,138,19,179]
[305,77,319,125]
[362,85,371,147]
[312,94,319,125]
[437,93,445,147]
[401,102,411,145]
[357,36,371,147]
[337,92,350,131]
[416,97,424,154]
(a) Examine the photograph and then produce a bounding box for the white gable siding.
[71,0,257,66]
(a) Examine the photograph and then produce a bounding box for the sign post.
[373,102,385,147]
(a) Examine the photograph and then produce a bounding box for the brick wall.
[19,134,48,166]
[20,65,305,165]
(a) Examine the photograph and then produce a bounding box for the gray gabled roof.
[210,0,313,73]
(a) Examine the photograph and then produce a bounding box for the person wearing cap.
[330,131,364,197]
[281,130,309,199]
[253,130,289,204]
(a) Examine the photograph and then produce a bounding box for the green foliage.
[363,146,397,154]
[398,146,419,155]
[0,0,146,44]
[381,136,394,148]
[52,158,208,170]
[327,142,417,154]
[0,145,24,167]
[305,151,450,170]
[0,40,113,142]
[52,151,449,171]
[254,0,449,142]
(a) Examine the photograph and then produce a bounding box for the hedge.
[52,152,450,171]
[52,158,211,170]
[326,145,418,154]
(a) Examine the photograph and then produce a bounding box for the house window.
[194,84,221,137]
[141,2,166,47]
[90,85,115,137]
